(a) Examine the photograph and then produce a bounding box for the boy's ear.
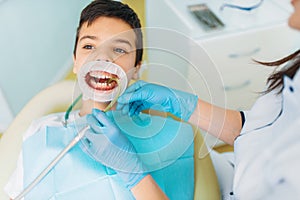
[132,61,142,80]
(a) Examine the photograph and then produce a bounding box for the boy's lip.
[85,71,119,91]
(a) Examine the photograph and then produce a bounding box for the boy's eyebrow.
[79,35,97,41]
[112,38,133,48]
[79,35,134,48]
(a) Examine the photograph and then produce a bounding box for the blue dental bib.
[22,111,194,200]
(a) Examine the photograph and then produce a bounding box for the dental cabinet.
[145,0,300,146]
[145,0,300,110]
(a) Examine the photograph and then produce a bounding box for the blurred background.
[0,0,91,132]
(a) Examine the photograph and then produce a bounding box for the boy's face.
[73,17,140,82]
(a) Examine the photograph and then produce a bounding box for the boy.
[5,1,194,199]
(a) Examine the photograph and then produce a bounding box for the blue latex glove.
[117,80,198,121]
[80,109,147,189]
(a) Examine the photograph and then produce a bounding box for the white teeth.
[89,71,113,79]
[78,61,128,102]
[91,74,106,79]
[95,82,105,87]
[91,81,114,88]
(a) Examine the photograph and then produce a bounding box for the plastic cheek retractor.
[77,60,128,102]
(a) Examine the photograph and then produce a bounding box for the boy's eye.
[114,47,127,54]
[83,45,94,50]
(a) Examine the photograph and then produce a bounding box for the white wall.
[0,0,91,116]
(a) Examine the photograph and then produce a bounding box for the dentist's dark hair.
[255,49,300,94]
[73,0,143,67]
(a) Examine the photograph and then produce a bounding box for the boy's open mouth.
[85,71,119,91]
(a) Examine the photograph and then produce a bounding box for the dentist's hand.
[80,109,147,189]
[117,81,198,121]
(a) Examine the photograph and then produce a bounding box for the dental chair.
[0,80,220,200]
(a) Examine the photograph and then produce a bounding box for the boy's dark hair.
[73,0,143,66]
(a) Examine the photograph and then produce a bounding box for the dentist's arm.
[117,81,242,145]
[188,98,242,145]
[80,109,168,200]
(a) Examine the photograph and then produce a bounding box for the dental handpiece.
[13,125,90,200]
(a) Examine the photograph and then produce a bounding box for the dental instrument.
[63,94,82,127]
[13,125,89,200]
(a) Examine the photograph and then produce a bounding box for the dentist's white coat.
[233,69,300,199]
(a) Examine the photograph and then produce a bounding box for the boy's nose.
[96,58,110,62]
[90,48,113,62]
[94,53,111,62]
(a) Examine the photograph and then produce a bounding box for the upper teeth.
[90,73,111,79]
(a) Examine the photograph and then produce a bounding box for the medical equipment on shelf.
[220,0,264,12]
[188,4,224,31]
